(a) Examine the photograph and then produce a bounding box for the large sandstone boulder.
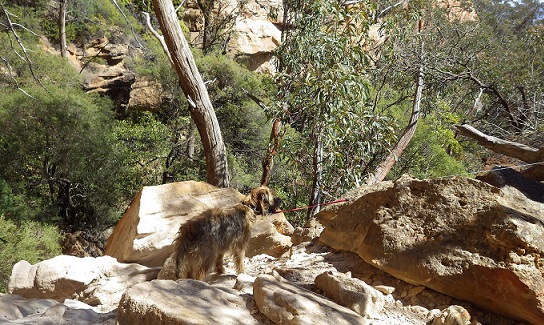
[319,175,544,324]
[105,181,242,266]
[8,255,159,311]
[105,181,292,268]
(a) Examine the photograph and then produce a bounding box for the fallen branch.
[455,124,544,163]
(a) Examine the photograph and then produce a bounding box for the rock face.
[105,181,292,268]
[66,38,164,112]
[319,175,544,324]
[182,0,283,73]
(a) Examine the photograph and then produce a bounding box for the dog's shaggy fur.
[173,186,280,280]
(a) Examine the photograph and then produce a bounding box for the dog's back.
[174,204,255,279]
[173,186,279,281]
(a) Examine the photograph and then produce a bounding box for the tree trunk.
[261,118,281,186]
[59,0,67,57]
[307,130,323,219]
[196,0,214,53]
[152,0,229,187]
[368,41,425,185]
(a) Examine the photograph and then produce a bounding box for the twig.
[175,0,187,12]
[142,11,173,66]
[111,0,144,48]
[79,40,110,74]
[0,55,34,98]
[1,3,48,93]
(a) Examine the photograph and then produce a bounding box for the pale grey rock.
[314,271,386,318]
[117,279,260,325]
[253,273,367,325]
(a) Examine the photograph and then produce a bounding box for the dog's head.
[242,186,281,216]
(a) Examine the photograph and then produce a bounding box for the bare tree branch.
[1,3,48,92]
[111,0,144,48]
[455,124,544,163]
[0,55,34,98]
[142,11,173,66]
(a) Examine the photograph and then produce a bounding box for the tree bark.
[261,118,281,186]
[368,40,424,185]
[152,0,229,187]
[59,0,67,57]
[307,130,323,219]
[455,124,544,163]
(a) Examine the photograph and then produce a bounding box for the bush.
[0,216,61,293]
[0,85,133,232]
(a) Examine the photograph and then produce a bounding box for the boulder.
[8,255,159,311]
[105,181,243,267]
[246,214,293,258]
[291,218,323,245]
[117,279,260,325]
[127,77,165,112]
[431,305,472,325]
[0,294,116,324]
[319,175,544,324]
[253,273,367,325]
[106,181,292,268]
[314,271,386,319]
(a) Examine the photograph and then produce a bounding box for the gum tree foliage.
[274,0,396,218]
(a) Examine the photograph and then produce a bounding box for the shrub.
[0,216,61,293]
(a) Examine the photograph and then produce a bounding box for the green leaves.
[273,0,396,200]
[0,85,130,231]
[0,215,61,292]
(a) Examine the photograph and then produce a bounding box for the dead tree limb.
[1,3,48,92]
[455,124,544,163]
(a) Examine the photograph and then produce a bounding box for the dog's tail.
[173,230,184,279]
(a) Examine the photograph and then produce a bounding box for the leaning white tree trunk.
[59,0,67,57]
[368,40,425,185]
[152,0,229,187]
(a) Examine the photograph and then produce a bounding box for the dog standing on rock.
[173,186,281,281]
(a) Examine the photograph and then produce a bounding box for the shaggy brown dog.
[173,186,280,280]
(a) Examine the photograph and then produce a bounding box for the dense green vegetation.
[0,0,542,290]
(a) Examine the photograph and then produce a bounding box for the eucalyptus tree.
[152,0,230,188]
[429,0,544,134]
[274,0,395,218]
[195,0,246,54]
